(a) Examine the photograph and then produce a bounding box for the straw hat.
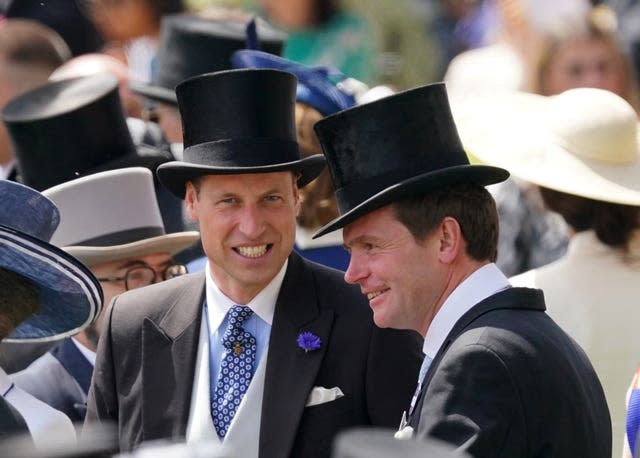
[0,181,102,342]
[451,87,640,206]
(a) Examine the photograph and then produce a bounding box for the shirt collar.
[423,263,510,359]
[71,337,97,366]
[0,160,15,180]
[205,259,287,332]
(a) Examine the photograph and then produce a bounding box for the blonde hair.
[532,6,640,112]
[295,103,340,230]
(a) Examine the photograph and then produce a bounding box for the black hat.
[312,82,509,238]
[2,74,169,191]
[6,0,104,56]
[157,69,326,198]
[130,13,287,105]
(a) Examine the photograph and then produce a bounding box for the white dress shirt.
[423,263,511,359]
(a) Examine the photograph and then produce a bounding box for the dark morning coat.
[409,287,612,458]
[86,252,423,457]
[12,338,92,423]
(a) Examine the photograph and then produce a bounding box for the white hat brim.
[451,90,640,206]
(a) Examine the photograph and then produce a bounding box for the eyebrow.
[343,234,371,250]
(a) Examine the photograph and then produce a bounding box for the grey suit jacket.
[409,287,611,458]
[86,253,423,457]
[12,338,91,423]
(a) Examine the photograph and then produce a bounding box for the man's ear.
[184,182,199,222]
[438,217,463,264]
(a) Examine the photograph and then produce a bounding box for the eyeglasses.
[97,264,188,291]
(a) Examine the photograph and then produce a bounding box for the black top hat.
[2,74,171,191]
[312,82,509,238]
[157,69,326,198]
[130,13,287,105]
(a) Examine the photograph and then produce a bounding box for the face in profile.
[542,37,627,97]
[342,205,446,335]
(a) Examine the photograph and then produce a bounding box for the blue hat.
[0,180,103,342]
[231,50,356,116]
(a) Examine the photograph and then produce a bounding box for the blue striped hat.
[0,180,102,342]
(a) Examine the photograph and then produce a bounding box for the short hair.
[0,267,40,341]
[393,183,500,262]
[0,19,71,87]
[539,187,640,249]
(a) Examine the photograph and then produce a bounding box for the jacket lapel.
[141,273,206,442]
[409,287,545,428]
[260,253,334,458]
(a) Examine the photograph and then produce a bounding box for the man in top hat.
[0,179,103,447]
[311,82,612,457]
[86,69,423,457]
[11,167,199,423]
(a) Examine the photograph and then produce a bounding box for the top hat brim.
[313,164,509,239]
[130,82,178,105]
[0,224,102,342]
[157,154,326,198]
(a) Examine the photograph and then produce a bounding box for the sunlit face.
[185,172,300,304]
[87,252,173,348]
[543,37,627,97]
[343,205,447,335]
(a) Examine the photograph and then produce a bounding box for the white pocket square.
[305,386,344,407]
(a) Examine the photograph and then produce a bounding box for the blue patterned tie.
[211,305,257,438]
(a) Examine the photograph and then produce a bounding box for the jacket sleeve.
[84,295,120,431]
[365,326,423,427]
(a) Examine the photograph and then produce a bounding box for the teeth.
[236,245,268,258]
[367,291,383,300]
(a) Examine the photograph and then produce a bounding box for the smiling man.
[311,82,612,457]
[11,168,199,424]
[84,69,422,457]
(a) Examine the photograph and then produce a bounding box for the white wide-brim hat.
[43,167,200,266]
[450,87,640,206]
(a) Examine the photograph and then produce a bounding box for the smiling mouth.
[367,289,389,301]
[234,244,272,258]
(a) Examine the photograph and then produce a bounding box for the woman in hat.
[454,86,640,458]
[0,180,102,447]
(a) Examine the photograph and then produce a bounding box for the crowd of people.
[0,1,638,458]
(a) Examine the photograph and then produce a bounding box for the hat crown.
[549,88,638,165]
[315,83,469,198]
[2,74,137,191]
[43,167,164,248]
[153,14,286,93]
[231,50,356,115]
[0,180,59,241]
[177,69,298,149]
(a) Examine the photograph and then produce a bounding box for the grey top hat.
[157,68,326,198]
[43,167,200,266]
[312,82,509,238]
[130,13,287,105]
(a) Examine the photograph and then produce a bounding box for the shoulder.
[11,352,63,388]
[110,272,204,317]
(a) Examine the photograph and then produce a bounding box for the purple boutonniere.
[297,332,322,353]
